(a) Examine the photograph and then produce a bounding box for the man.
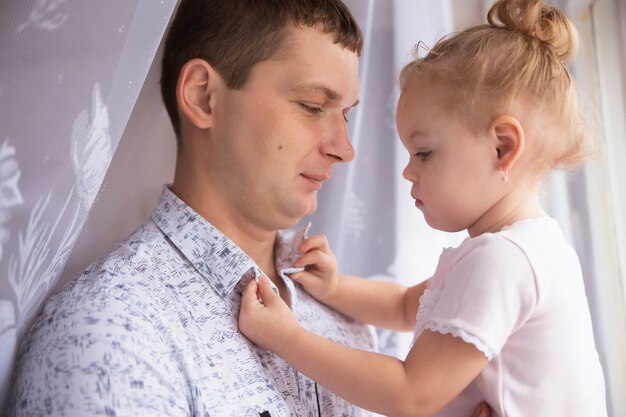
[11,1,373,416]
[10,1,492,416]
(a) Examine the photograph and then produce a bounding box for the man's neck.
[169,180,279,281]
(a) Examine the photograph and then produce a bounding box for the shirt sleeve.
[10,290,192,417]
[425,234,538,359]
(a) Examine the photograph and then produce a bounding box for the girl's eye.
[415,151,431,161]
[300,103,323,114]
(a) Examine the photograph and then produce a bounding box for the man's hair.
[160,0,363,137]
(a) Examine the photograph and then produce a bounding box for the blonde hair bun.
[487,0,579,61]
[399,0,591,172]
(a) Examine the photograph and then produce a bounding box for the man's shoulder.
[35,220,175,325]
[17,220,183,366]
[78,220,169,287]
[11,218,193,417]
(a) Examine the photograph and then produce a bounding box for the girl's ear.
[176,58,224,130]
[491,115,525,172]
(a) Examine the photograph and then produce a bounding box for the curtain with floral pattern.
[0,0,178,408]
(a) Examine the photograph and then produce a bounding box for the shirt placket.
[285,279,322,417]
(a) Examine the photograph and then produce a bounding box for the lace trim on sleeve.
[423,320,496,361]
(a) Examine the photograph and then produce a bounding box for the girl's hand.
[290,234,339,303]
[239,276,301,352]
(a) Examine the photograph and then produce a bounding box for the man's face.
[211,25,359,231]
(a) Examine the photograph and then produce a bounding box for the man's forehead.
[291,83,341,100]
[250,25,360,103]
[288,82,360,107]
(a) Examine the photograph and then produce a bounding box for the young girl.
[239,0,607,415]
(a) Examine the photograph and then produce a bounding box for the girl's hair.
[400,0,591,172]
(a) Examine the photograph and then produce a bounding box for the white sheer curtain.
[1,0,623,415]
[0,0,177,409]
[562,0,626,415]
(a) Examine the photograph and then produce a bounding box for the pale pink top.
[413,217,607,417]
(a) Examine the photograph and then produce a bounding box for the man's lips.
[301,173,329,190]
[301,173,329,182]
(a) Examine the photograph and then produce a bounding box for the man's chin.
[302,198,317,218]
[279,200,317,228]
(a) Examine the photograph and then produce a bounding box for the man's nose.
[321,114,355,163]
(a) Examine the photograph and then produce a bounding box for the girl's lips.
[410,193,423,206]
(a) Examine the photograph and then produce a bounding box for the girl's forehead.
[400,73,447,102]
[398,81,446,118]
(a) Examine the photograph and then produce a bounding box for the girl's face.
[396,74,502,234]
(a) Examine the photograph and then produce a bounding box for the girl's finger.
[293,249,331,269]
[242,278,260,305]
[256,275,281,307]
[289,270,323,288]
[299,234,330,253]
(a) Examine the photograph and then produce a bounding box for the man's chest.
[163,281,327,416]
[156,263,374,416]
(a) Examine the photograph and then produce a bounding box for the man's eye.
[415,151,431,161]
[300,103,323,114]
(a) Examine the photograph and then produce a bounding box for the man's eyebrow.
[291,83,359,108]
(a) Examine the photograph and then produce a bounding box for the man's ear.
[176,59,223,130]
[491,115,525,172]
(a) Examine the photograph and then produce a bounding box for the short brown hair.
[160,0,363,137]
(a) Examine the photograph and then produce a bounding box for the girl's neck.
[467,187,546,238]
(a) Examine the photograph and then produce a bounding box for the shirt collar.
[151,186,307,298]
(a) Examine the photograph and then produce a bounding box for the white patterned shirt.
[10,187,377,417]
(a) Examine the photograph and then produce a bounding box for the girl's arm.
[323,273,427,331]
[239,276,488,417]
[291,234,427,331]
